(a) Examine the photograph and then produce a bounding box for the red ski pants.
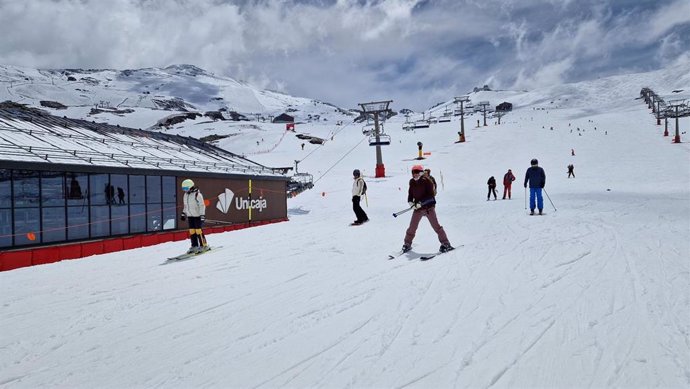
[404,207,450,246]
[503,184,512,199]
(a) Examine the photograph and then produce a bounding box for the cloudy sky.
[1,0,689,111]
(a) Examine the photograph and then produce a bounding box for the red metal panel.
[31,247,61,266]
[102,238,124,254]
[122,236,142,250]
[0,251,32,271]
[158,233,174,243]
[81,241,104,257]
[173,231,188,241]
[140,234,159,247]
[59,244,82,260]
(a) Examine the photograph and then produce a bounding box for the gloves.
[180,212,186,221]
[200,215,206,222]
[409,201,422,210]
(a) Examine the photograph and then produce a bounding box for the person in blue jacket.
[524,158,546,215]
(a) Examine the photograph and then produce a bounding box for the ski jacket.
[487,176,496,188]
[408,176,436,209]
[503,171,515,185]
[352,177,366,197]
[183,188,206,217]
[524,166,546,188]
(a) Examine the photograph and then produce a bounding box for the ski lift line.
[299,120,355,164]
[313,136,367,185]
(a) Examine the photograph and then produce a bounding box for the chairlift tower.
[454,96,469,142]
[663,100,690,143]
[359,100,393,177]
[478,101,491,126]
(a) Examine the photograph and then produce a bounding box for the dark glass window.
[129,175,145,204]
[162,176,176,203]
[147,203,162,231]
[66,173,88,206]
[146,176,161,204]
[90,174,112,206]
[111,205,129,235]
[163,202,177,230]
[90,206,110,237]
[67,206,89,240]
[130,204,146,233]
[42,207,66,243]
[14,208,40,245]
[41,171,66,207]
[0,169,11,208]
[111,175,128,206]
[13,170,39,208]
[0,209,11,247]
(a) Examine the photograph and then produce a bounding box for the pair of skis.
[162,245,223,264]
[387,245,460,261]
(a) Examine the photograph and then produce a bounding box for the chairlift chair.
[369,133,391,146]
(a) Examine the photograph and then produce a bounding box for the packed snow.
[1,64,689,388]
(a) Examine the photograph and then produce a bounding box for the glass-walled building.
[0,169,177,248]
[0,103,290,253]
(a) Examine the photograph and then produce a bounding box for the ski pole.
[543,188,557,211]
[524,187,527,210]
[392,199,434,218]
[392,205,414,218]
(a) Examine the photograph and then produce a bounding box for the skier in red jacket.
[502,169,516,199]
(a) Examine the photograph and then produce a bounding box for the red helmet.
[411,164,424,173]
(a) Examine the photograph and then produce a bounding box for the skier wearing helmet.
[524,159,546,215]
[180,178,209,254]
[351,169,369,225]
[401,165,453,253]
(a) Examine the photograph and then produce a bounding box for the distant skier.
[524,159,546,215]
[351,169,369,225]
[180,179,209,254]
[424,168,437,195]
[401,165,453,253]
[502,169,515,199]
[487,176,497,200]
[567,164,575,178]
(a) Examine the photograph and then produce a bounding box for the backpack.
[358,177,367,195]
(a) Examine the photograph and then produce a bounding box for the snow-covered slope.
[1,64,689,388]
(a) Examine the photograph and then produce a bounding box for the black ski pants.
[352,195,368,222]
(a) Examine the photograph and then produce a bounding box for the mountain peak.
[163,64,211,77]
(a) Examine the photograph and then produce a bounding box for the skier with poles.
[524,159,546,215]
[401,165,453,253]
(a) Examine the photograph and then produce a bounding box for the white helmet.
[181,179,194,191]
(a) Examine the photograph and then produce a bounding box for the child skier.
[180,179,209,253]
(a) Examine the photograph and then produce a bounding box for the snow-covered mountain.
[0,63,354,130]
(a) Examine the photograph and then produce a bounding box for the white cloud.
[0,0,688,111]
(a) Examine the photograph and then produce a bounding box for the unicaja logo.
[235,196,268,212]
[216,188,235,213]
[216,188,268,213]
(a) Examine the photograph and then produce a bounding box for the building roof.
[0,102,288,177]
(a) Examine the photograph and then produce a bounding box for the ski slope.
[1,68,689,388]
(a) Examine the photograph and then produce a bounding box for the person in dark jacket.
[524,158,546,215]
[502,169,515,199]
[402,165,453,253]
[487,176,497,200]
[567,164,575,178]
[424,168,437,195]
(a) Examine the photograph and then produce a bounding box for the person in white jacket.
[351,169,369,225]
[180,179,209,253]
